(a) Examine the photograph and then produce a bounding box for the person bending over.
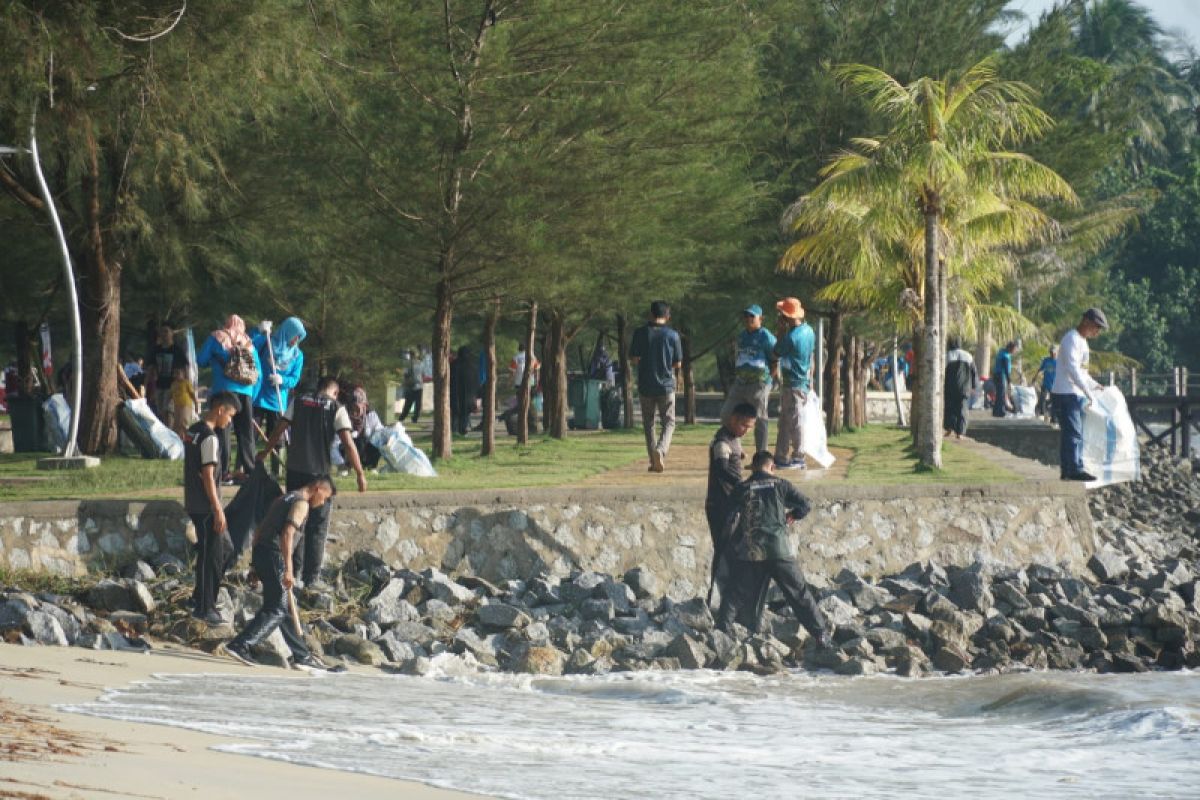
[718,451,830,647]
[224,475,335,669]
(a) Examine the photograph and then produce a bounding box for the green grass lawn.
[828,425,1019,484]
[0,423,1014,502]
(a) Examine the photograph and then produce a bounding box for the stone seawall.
[0,482,1095,599]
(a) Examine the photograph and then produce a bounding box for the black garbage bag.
[223,461,282,565]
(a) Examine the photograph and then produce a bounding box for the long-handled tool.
[287,586,303,637]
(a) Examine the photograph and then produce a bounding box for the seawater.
[66,662,1200,799]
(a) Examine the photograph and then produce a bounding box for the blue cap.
[743,304,763,317]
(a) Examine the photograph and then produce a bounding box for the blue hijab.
[270,317,307,371]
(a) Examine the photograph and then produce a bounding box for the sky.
[1008,0,1200,48]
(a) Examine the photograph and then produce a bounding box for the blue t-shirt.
[734,327,777,385]
[994,350,1012,382]
[774,323,815,390]
[630,323,683,396]
[1039,356,1056,390]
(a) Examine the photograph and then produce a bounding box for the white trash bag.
[1012,385,1037,418]
[124,397,185,460]
[800,391,836,469]
[42,393,72,454]
[370,423,437,478]
[1081,386,1140,488]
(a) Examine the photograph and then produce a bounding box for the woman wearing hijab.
[252,317,307,476]
[196,314,263,482]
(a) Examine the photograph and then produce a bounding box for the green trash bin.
[568,377,603,430]
[8,395,47,452]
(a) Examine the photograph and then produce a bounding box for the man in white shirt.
[1050,307,1108,481]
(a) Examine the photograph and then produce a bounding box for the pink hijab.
[211,314,250,351]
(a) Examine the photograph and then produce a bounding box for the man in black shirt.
[629,300,683,473]
[224,475,335,669]
[705,402,755,604]
[718,451,830,646]
[183,392,239,625]
[259,376,366,591]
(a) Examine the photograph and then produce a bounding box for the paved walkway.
[580,444,853,488]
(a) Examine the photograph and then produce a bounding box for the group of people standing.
[630,298,816,474]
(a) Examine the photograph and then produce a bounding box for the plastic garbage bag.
[370,423,437,477]
[1012,385,1037,418]
[43,393,72,454]
[1082,386,1140,488]
[123,397,184,460]
[800,391,836,469]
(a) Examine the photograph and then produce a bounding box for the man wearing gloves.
[1051,307,1107,481]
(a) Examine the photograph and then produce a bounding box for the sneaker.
[790,459,807,470]
[224,642,257,666]
[292,653,330,671]
[1068,471,1098,482]
[305,578,333,593]
[219,474,236,487]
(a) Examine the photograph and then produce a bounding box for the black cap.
[1083,307,1109,329]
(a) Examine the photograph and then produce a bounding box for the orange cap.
[776,297,805,320]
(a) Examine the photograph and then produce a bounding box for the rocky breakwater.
[2,446,1198,677]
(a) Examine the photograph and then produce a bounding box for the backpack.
[225,341,259,385]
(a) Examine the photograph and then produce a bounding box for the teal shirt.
[734,327,777,385]
[774,322,815,390]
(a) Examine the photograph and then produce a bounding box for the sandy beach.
[0,642,491,800]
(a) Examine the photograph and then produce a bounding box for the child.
[170,366,198,437]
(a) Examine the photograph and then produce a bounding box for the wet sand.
[0,642,491,800]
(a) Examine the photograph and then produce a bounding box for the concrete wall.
[0,482,1095,598]
[967,419,1060,467]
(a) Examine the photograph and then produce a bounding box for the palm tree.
[781,57,1076,469]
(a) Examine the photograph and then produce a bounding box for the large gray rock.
[993,582,1032,610]
[561,572,607,605]
[332,634,387,666]
[511,644,566,675]
[931,644,970,673]
[817,595,858,628]
[623,567,661,600]
[580,599,615,622]
[592,580,634,613]
[477,602,531,630]
[948,567,993,614]
[26,610,69,646]
[129,581,156,614]
[376,633,423,664]
[365,578,411,625]
[86,579,135,612]
[424,569,476,605]
[664,634,713,670]
[389,620,438,648]
[669,598,714,633]
[120,560,157,582]
[1088,547,1130,583]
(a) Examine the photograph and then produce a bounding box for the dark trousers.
[1053,393,1086,478]
[399,388,422,423]
[944,392,969,436]
[991,375,1009,417]
[216,393,256,477]
[452,392,472,435]
[718,558,828,638]
[190,513,233,617]
[257,409,284,476]
[705,506,732,604]
[231,545,310,658]
[286,469,333,583]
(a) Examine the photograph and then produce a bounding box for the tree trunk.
[616,312,633,429]
[975,319,992,383]
[517,301,538,445]
[857,344,871,427]
[545,310,569,439]
[843,334,857,431]
[431,277,454,460]
[824,311,843,436]
[480,299,499,457]
[917,209,943,469]
[78,125,120,455]
[891,334,907,427]
[681,332,696,425]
